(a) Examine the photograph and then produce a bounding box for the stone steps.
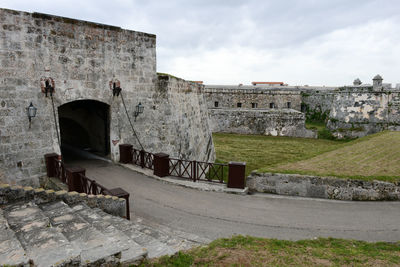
[0,208,29,266]
[0,200,205,266]
[73,204,183,258]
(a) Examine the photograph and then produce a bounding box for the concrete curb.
[118,163,248,195]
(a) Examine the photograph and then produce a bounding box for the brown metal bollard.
[227,162,246,189]
[105,188,130,220]
[153,153,170,177]
[66,167,86,193]
[44,153,59,177]
[119,144,133,164]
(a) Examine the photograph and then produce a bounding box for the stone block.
[248,172,400,201]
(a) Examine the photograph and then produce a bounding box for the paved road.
[73,159,400,242]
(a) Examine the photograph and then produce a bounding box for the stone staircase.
[0,200,206,266]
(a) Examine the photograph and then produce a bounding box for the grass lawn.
[213,131,400,182]
[213,133,346,177]
[141,236,400,267]
[269,131,400,182]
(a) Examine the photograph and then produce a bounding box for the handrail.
[128,146,228,183]
[78,173,108,195]
[45,153,131,220]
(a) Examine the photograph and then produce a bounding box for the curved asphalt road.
[74,159,400,242]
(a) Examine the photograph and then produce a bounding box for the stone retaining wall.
[209,108,317,138]
[0,183,126,217]
[247,172,400,200]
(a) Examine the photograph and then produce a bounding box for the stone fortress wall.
[0,8,214,186]
[203,86,302,110]
[203,76,400,139]
[209,108,317,138]
[324,76,400,138]
[203,85,320,138]
[300,88,336,118]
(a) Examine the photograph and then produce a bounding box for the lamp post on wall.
[41,78,55,97]
[26,102,37,129]
[134,102,144,121]
[112,82,122,97]
[40,77,61,147]
[109,78,145,150]
[109,80,122,97]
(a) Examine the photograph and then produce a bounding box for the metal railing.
[196,161,226,183]
[169,158,226,183]
[132,148,154,170]
[45,153,130,220]
[78,173,108,195]
[169,158,194,180]
[120,144,245,188]
[132,148,141,166]
[144,151,154,169]
[127,146,227,183]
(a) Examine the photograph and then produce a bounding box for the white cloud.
[160,16,400,86]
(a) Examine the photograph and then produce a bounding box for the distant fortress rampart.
[203,76,400,139]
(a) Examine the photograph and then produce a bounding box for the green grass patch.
[141,236,400,266]
[213,131,400,182]
[270,131,400,182]
[213,133,346,177]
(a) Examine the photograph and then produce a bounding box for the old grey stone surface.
[327,88,400,138]
[203,85,303,110]
[209,108,317,138]
[247,172,400,201]
[203,85,334,138]
[0,199,206,266]
[0,8,215,186]
[204,76,400,140]
[0,183,127,218]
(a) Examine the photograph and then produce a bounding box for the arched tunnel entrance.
[58,100,110,160]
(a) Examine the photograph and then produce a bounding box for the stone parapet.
[0,183,126,217]
[209,108,317,138]
[203,87,303,110]
[247,172,400,201]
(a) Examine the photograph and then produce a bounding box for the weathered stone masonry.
[0,8,215,186]
[209,108,316,138]
[247,172,400,201]
[203,85,316,138]
[203,85,302,110]
[204,78,400,139]
[327,89,400,138]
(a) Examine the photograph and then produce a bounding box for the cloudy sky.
[2,0,400,86]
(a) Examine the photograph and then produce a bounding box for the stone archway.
[58,100,110,159]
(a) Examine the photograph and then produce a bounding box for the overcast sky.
[2,0,400,86]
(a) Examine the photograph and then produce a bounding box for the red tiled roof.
[192,81,203,84]
[252,81,284,85]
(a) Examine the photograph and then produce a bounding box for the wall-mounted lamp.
[134,102,144,121]
[112,82,122,97]
[40,77,55,97]
[26,102,37,129]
